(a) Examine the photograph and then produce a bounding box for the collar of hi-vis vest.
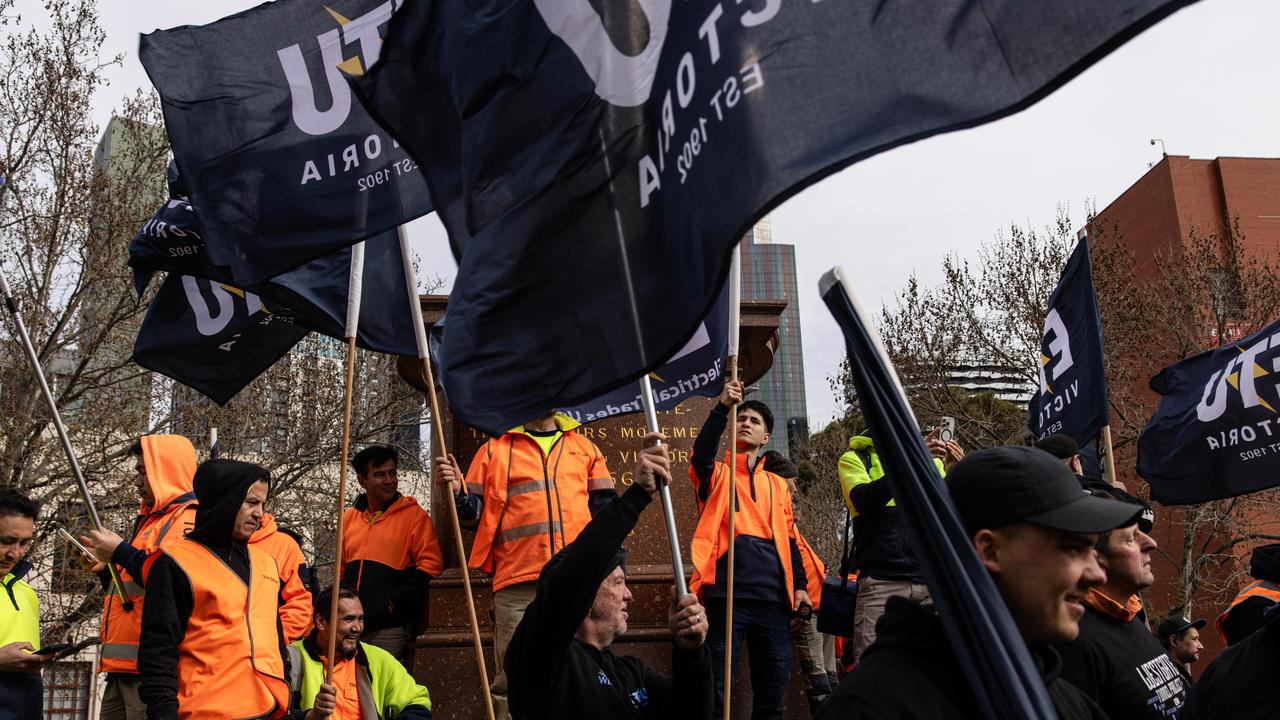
[510,412,582,435]
[139,434,198,513]
[1086,588,1143,622]
[722,449,763,475]
[355,492,405,521]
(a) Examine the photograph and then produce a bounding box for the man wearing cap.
[1036,434,1084,476]
[1155,615,1205,682]
[818,445,1138,718]
[1179,606,1280,720]
[1056,487,1190,719]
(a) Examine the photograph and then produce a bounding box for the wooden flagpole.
[0,267,131,610]
[723,245,742,720]
[397,228,496,720]
[1100,425,1121,488]
[326,241,365,682]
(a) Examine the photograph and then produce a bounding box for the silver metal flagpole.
[0,267,131,608]
[637,375,688,597]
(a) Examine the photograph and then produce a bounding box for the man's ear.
[972,529,1001,574]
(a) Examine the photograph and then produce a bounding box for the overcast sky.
[82,0,1280,430]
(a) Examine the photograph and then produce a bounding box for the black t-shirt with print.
[1057,606,1189,719]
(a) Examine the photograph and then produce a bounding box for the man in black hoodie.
[505,431,714,720]
[1216,543,1280,646]
[819,446,1140,719]
[138,459,290,720]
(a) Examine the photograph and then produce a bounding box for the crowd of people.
[1,383,1277,719]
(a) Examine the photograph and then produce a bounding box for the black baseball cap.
[946,446,1142,534]
[1036,433,1080,460]
[1156,616,1206,639]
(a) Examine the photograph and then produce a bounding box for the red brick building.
[1088,155,1280,670]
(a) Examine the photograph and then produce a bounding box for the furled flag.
[822,267,1055,719]
[1027,236,1110,445]
[130,164,418,358]
[352,0,1196,435]
[139,0,432,285]
[133,274,308,405]
[1138,317,1280,505]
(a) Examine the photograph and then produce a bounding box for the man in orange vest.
[1217,543,1280,646]
[688,380,808,720]
[79,435,198,720]
[138,459,289,720]
[341,445,444,661]
[252,513,313,643]
[435,412,616,720]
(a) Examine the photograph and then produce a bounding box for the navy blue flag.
[130,167,418,358]
[1138,317,1280,505]
[133,274,308,405]
[352,0,1194,435]
[1027,237,1109,444]
[139,0,433,285]
[821,268,1055,719]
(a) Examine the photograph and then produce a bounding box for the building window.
[43,661,92,719]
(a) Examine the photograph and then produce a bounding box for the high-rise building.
[741,217,809,456]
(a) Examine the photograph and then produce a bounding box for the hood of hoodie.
[139,434,197,513]
[1251,543,1280,583]
[848,434,874,452]
[250,512,279,544]
[189,459,270,545]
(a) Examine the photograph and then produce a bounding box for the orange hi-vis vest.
[162,539,289,720]
[689,450,799,602]
[795,530,826,610]
[99,434,197,674]
[465,417,613,592]
[1217,579,1280,641]
[251,514,313,643]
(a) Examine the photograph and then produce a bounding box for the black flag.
[353,0,1194,435]
[133,275,308,405]
[822,268,1055,719]
[1138,317,1280,505]
[130,168,418,358]
[139,0,432,285]
[1027,237,1109,445]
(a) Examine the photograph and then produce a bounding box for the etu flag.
[353,0,1195,435]
[1027,237,1109,445]
[1138,317,1280,505]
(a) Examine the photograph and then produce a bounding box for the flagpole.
[397,228,496,720]
[1100,425,1121,488]
[325,241,365,683]
[0,267,131,609]
[637,375,688,598]
[209,427,219,460]
[723,245,742,720]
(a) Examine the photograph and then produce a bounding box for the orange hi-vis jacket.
[342,494,444,630]
[99,434,197,675]
[1217,579,1280,642]
[794,529,827,611]
[465,416,614,592]
[689,450,801,602]
[157,539,289,720]
[251,514,313,643]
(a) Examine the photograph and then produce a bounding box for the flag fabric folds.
[353,0,1195,435]
[1138,317,1280,505]
[821,267,1055,720]
[133,274,307,405]
[1027,237,1110,445]
[130,170,419,358]
[139,0,432,285]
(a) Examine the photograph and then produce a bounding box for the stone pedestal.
[398,297,809,718]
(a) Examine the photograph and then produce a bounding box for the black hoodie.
[138,460,286,720]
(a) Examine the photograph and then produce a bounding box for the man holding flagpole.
[688,379,807,720]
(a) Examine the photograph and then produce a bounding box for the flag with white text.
[1138,317,1280,505]
[353,0,1195,435]
[1027,237,1109,445]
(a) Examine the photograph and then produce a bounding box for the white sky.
[78,0,1280,430]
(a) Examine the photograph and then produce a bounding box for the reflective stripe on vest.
[468,432,605,591]
[98,501,197,675]
[164,540,288,720]
[1216,580,1280,640]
